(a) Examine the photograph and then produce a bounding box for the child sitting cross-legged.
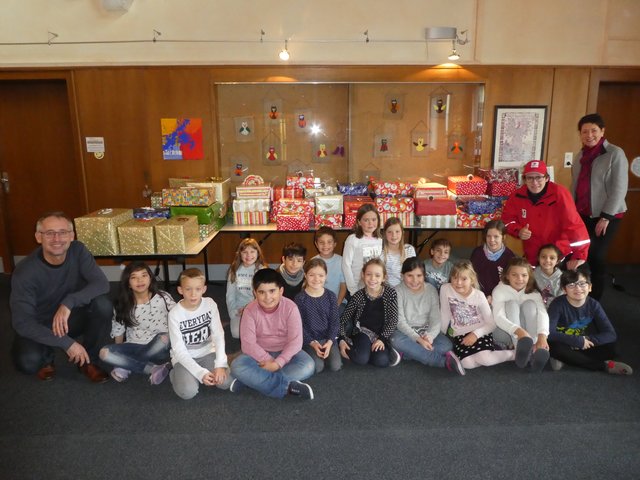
[547,267,632,375]
[168,268,231,400]
[230,268,316,399]
[390,257,465,375]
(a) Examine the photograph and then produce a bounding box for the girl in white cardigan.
[491,257,550,372]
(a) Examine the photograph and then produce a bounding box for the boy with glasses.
[502,160,590,271]
[10,211,112,383]
[547,268,632,374]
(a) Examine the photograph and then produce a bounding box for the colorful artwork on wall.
[161,118,203,160]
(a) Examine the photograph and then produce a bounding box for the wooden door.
[596,82,640,263]
[0,80,84,272]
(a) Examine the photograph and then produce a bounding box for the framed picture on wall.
[492,106,547,168]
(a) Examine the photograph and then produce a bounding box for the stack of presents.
[230,167,519,231]
[74,177,230,255]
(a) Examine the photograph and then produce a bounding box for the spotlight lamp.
[279,40,290,61]
[424,27,469,60]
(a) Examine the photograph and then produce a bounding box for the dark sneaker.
[445,351,466,376]
[515,337,534,368]
[529,348,550,373]
[388,347,402,367]
[149,363,170,385]
[229,378,245,393]
[288,380,314,400]
[37,364,56,381]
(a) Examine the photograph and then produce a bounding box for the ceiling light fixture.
[447,40,460,61]
[278,40,290,61]
[425,27,469,60]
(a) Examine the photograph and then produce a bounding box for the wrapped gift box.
[235,184,272,199]
[418,215,457,229]
[343,196,375,215]
[486,181,517,197]
[375,196,415,214]
[315,214,343,229]
[150,192,163,208]
[475,168,519,183]
[379,212,415,227]
[162,187,215,206]
[447,175,488,196]
[276,214,311,231]
[184,178,230,204]
[304,187,332,198]
[414,182,448,199]
[286,175,316,189]
[343,213,358,229]
[199,223,216,241]
[457,211,500,229]
[273,185,303,201]
[75,208,133,255]
[118,218,164,255]
[372,180,414,197]
[232,198,271,213]
[414,198,457,216]
[169,203,224,225]
[154,215,199,254]
[233,211,270,225]
[271,198,315,216]
[134,207,171,219]
[456,196,502,215]
[315,195,344,215]
[337,182,369,196]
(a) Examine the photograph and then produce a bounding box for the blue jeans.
[348,332,392,367]
[230,350,315,399]
[99,333,170,374]
[390,331,452,368]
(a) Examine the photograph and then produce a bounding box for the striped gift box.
[379,211,415,227]
[418,215,457,228]
[233,211,270,225]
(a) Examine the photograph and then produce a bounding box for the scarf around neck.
[484,244,505,262]
[278,264,304,286]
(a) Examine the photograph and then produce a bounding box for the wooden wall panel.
[73,69,150,210]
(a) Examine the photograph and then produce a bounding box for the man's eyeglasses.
[565,281,590,289]
[524,175,546,183]
[39,230,73,239]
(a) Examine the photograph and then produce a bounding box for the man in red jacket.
[501,160,590,270]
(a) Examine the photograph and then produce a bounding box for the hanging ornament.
[317,144,327,158]
[380,138,389,152]
[266,146,278,161]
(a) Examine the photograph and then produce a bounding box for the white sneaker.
[110,367,130,382]
[549,358,564,371]
[389,347,402,367]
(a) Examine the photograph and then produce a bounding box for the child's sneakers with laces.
[110,367,130,383]
[445,351,466,376]
[149,363,171,385]
[288,380,314,400]
[605,360,633,375]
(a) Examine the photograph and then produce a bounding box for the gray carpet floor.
[1,266,639,479]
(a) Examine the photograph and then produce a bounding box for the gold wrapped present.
[154,215,199,254]
[74,208,133,255]
[118,218,164,255]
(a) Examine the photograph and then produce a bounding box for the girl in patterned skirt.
[439,260,515,369]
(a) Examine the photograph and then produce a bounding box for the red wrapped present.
[414,198,457,216]
[273,185,304,201]
[374,196,415,214]
[486,181,517,197]
[343,213,358,229]
[456,211,500,229]
[276,214,311,231]
[379,212,415,227]
[372,180,414,197]
[286,175,315,189]
[315,214,343,228]
[447,175,488,196]
[271,198,315,216]
[343,196,375,215]
[414,181,448,199]
[475,168,518,183]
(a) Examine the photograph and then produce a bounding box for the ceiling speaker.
[102,0,134,11]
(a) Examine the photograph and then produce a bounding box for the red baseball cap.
[523,160,548,176]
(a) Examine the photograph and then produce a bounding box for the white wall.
[1,0,639,66]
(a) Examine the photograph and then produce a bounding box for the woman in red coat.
[501,160,590,270]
